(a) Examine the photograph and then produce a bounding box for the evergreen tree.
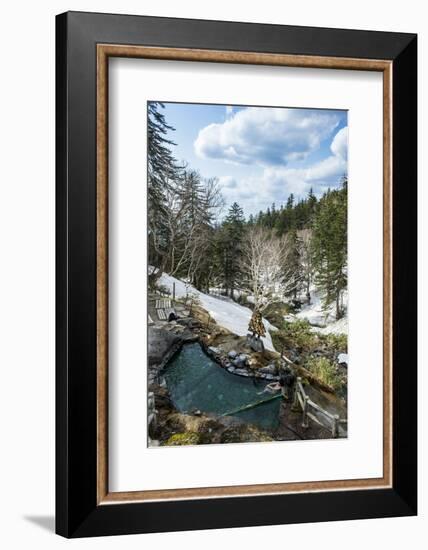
[294,198,307,229]
[283,228,304,300]
[147,102,178,214]
[278,193,295,233]
[300,229,314,304]
[177,170,205,227]
[312,180,347,319]
[307,187,317,217]
[147,102,181,268]
[265,207,272,228]
[219,202,245,298]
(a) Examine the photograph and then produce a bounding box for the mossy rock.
[166,412,188,430]
[197,419,223,444]
[163,432,201,446]
[220,425,272,444]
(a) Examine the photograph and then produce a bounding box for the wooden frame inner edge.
[96,44,393,504]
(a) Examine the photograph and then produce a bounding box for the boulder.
[232,357,246,368]
[260,363,277,374]
[247,334,265,352]
[228,350,238,359]
[177,317,196,327]
[234,369,249,377]
[231,353,248,368]
[148,326,181,365]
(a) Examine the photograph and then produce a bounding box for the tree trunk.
[336,292,341,320]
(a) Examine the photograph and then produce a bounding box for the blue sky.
[159,102,348,219]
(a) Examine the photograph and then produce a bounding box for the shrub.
[280,319,318,350]
[236,293,249,306]
[262,301,292,327]
[324,333,347,352]
[306,357,342,390]
[186,291,201,306]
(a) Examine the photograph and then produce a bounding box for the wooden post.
[332,414,340,438]
[302,395,309,428]
[172,282,176,302]
[292,377,301,411]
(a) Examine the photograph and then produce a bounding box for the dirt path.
[275,400,333,440]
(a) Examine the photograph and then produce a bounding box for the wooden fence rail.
[293,377,347,438]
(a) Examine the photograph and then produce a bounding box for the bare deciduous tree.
[240,227,286,311]
[164,175,224,290]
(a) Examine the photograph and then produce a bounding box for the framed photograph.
[56,11,417,537]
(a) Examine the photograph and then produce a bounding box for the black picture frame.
[56,11,417,538]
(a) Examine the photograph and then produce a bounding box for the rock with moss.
[163,432,201,446]
[197,418,224,444]
[220,424,273,444]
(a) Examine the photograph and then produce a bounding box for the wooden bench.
[155,299,171,309]
[157,309,167,320]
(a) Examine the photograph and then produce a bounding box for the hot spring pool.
[163,343,280,430]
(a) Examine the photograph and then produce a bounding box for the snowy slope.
[312,316,348,335]
[294,289,348,335]
[158,272,277,351]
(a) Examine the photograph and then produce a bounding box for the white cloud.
[218,126,348,217]
[225,106,234,118]
[194,107,340,166]
[262,126,348,197]
[218,175,238,189]
[331,126,348,160]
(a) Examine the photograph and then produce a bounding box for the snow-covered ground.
[158,272,277,351]
[293,289,348,335]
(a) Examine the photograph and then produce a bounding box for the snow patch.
[289,288,348,335]
[311,316,348,335]
[337,353,348,365]
[158,272,277,351]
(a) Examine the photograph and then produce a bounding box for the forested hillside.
[148,102,347,321]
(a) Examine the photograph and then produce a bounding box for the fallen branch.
[221,393,282,417]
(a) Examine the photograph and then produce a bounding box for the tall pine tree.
[219,202,245,298]
[283,227,304,301]
[312,179,347,319]
[147,102,181,269]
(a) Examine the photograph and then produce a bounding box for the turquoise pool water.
[164,343,280,430]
